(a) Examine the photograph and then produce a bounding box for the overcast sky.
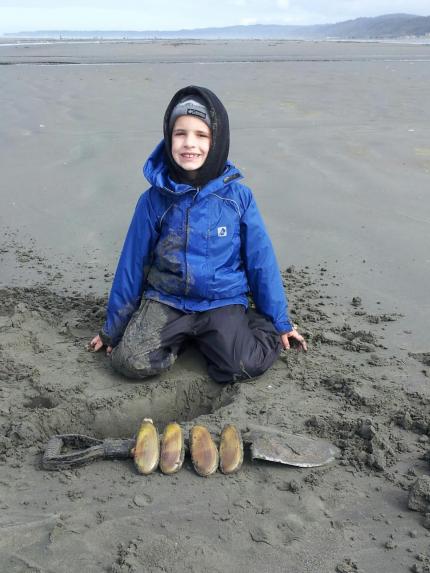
[1,0,429,34]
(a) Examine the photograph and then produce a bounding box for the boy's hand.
[281,329,307,352]
[88,334,112,355]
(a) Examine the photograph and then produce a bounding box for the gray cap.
[169,95,211,131]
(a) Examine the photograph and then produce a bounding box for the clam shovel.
[42,423,339,471]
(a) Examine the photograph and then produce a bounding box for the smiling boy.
[90,85,306,382]
[171,114,211,170]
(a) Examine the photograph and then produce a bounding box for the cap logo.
[187,108,206,120]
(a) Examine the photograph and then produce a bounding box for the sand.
[1,40,430,573]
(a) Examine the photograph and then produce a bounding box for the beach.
[1,40,430,572]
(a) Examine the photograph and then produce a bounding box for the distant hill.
[5,13,430,40]
[313,13,430,39]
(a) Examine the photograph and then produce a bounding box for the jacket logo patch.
[217,226,227,237]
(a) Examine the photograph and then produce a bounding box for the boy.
[90,85,306,382]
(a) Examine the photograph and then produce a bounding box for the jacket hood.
[163,85,230,187]
[143,140,242,196]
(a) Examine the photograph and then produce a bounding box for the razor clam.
[133,418,160,475]
[159,422,185,475]
[190,424,219,477]
[219,424,243,474]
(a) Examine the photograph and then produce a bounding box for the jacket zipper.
[184,187,200,295]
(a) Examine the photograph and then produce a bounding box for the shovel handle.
[103,438,135,459]
[42,434,106,470]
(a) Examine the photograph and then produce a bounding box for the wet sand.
[1,40,430,572]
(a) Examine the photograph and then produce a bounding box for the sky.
[1,0,429,34]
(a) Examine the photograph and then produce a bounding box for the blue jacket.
[101,142,293,346]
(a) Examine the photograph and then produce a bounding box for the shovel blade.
[246,429,339,468]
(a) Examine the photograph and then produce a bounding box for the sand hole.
[90,377,236,438]
[29,377,238,441]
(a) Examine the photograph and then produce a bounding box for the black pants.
[111,299,282,383]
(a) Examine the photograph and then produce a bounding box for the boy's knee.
[110,346,175,379]
[230,358,268,381]
[208,357,268,384]
[213,338,282,383]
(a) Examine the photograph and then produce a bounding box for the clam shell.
[159,422,185,475]
[219,424,243,475]
[134,418,159,475]
[190,425,219,477]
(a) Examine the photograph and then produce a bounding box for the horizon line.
[4,12,430,36]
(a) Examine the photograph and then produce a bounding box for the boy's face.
[171,115,211,171]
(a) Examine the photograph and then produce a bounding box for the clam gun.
[42,419,339,476]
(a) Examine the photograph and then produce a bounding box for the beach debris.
[133,418,160,475]
[335,558,359,572]
[409,476,430,514]
[159,422,185,475]
[42,420,339,474]
[189,425,219,477]
[219,424,243,475]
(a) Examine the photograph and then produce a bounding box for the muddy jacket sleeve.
[240,191,293,334]
[100,191,159,346]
